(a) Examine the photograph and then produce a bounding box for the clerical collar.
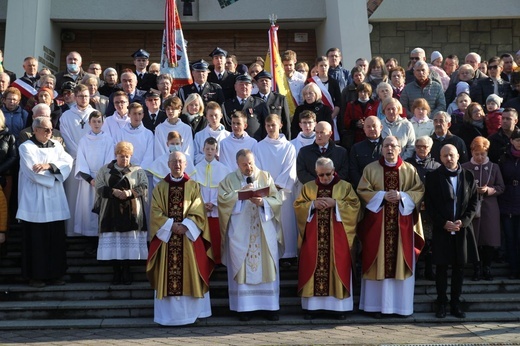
[30,136,55,148]
[170,174,184,182]
[384,159,397,167]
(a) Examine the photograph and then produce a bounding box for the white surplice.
[60,104,95,236]
[253,134,298,258]
[17,139,73,222]
[192,159,231,217]
[154,119,194,161]
[101,111,129,143]
[358,190,417,316]
[74,131,115,236]
[193,125,230,165]
[218,133,257,171]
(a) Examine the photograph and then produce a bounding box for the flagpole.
[268,14,277,92]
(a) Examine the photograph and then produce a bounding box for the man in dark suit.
[222,74,268,141]
[132,49,157,92]
[105,72,146,116]
[253,70,291,139]
[348,116,383,189]
[430,111,468,164]
[179,59,225,106]
[425,144,479,319]
[207,47,236,100]
[142,90,166,134]
[297,121,348,184]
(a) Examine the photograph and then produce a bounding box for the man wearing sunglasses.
[294,157,360,320]
[357,136,425,318]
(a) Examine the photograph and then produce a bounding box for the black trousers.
[435,264,464,306]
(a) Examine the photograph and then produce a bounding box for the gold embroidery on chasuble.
[383,170,399,278]
[246,204,261,273]
[314,188,332,296]
[167,184,184,296]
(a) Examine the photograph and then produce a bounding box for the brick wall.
[370,19,520,66]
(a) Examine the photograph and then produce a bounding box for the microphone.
[246,176,253,185]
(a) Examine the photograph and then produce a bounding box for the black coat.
[179,82,225,106]
[254,91,291,139]
[470,77,513,107]
[430,131,469,164]
[0,128,18,176]
[291,101,333,140]
[105,89,146,117]
[223,96,269,141]
[208,70,236,100]
[348,137,383,189]
[135,72,157,91]
[179,113,207,138]
[405,154,441,183]
[142,109,167,134]
[425,165,479,265]
[296,140,349,184]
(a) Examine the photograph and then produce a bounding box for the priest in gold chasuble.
[218,149,283,321]
[294,157,360,320]
[357,136,424,317]
[146,151,214,326]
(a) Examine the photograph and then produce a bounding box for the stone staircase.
[1,224,520,329]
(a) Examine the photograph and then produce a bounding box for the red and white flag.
[160,0,192,92]
[11,78,37,99]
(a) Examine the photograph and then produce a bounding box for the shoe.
[266,312,279,321]
[336,313,347,320]
[47,279,66,286]
[482,266,493,281]
[280,260,292,269]
[239,312,251,321]
[29,280,46,288]
[472,264,481,281]
[303,313,313,320]
[111,266,122,285]
[84,247,97,257]
[450,305,466,318]
[435,305,446,318]
[121,265,132,285]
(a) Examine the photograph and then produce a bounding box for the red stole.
[298,174,352,297]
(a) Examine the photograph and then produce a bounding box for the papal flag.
[264,23,297,117]
[160,0,192,92]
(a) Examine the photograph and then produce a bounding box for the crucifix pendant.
[80,119,85,129]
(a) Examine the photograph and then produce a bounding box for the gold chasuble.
[357,157,424,281]
[294,175,360,299]
[146,173,214,299]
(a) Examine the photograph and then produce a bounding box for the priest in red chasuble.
[146,151,214,326]
[294,157,360,320]
[357,136,424,318]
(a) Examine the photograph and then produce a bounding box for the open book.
[237,186,270,200]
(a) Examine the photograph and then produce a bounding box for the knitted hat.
[431,51,443,63]
[486,93,503,107]
[37,87,55,100]
[455,81,470,96]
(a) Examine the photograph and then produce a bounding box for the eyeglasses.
[38,127,52,133]
[488,65,499,70]
[317,172,333,177]
[409,57,421,61]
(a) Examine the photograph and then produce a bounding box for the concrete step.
[2,290,520,320]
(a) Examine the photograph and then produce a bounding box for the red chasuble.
[298,174,352,297]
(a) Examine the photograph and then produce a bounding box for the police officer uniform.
[253,70,291,139]
[132,49,157,91]
[178,59,225,106]
[223,74,269,141]
[207,47,236,100]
